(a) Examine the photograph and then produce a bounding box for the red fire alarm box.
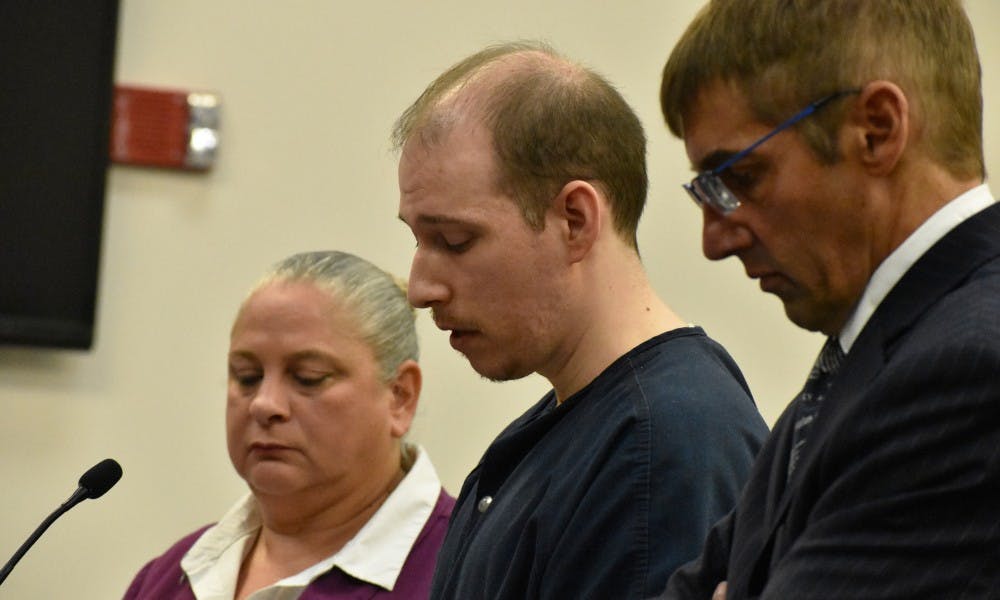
[110,85,220,170]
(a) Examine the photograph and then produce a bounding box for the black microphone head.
[78,458,122,499]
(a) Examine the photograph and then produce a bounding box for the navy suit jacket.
[663,202,1000,599]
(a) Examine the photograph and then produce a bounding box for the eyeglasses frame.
[683,88,861,216]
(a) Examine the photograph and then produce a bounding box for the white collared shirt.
[838,183,996,353]
[180,446,443,600]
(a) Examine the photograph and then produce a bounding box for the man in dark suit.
[658,1,1000,598]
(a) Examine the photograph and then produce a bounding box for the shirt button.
[477,496,493,513]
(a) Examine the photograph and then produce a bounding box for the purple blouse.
[123,489,454,600]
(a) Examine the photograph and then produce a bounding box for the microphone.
[0,458,123,586]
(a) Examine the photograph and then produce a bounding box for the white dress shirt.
[180,445,442,600]
[838,183,995,353]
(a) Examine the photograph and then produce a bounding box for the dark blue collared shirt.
[430,327,769,599]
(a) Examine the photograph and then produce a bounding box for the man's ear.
[388,359,421,438]
[848,80,909,176]
[552,179,603,263]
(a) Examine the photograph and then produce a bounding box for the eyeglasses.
[683,89,860,216]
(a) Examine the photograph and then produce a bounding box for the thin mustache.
[431,310,474,331]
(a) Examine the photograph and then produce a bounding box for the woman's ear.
[388,359,421,438]
[552,179,603,263]
[849,80,909,176]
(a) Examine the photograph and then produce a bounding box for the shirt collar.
[181,445,442,596]
[838,183,996,352]
[181,493,259,599]
[326,445,442,589]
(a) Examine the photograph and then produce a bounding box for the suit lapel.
[749,201,1000,575]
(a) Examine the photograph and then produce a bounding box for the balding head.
[393,41,648,248]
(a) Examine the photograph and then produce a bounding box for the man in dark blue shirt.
[393,40,768,599]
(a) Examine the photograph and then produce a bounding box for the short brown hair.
[660,0,983,179]
[393,41,648,249]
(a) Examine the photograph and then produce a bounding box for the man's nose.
[702,205,753,261]
[407,251,451,308]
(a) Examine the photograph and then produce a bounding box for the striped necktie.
[787,337,846,480]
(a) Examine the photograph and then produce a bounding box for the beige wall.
[0,1,997,597]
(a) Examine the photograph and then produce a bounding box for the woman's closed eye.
[230,368,262,388]
[292,371,333,388]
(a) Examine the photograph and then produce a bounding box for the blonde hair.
[248,251,418,382]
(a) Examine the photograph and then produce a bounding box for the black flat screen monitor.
[0,0,120,350]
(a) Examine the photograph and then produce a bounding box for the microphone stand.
[0,486,89,586]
